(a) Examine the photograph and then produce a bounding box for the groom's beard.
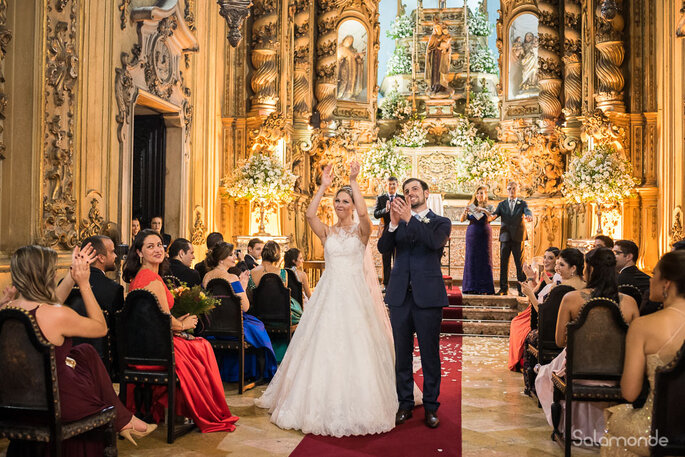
[410,196,426,209]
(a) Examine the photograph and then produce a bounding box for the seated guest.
[150,215,171,247]
[672,239,685,251]
[283,247,312,307]
[3,245,155,454]
[614,240,650,295]
[202,242,277,382]
[248,240,303,361]
[508,246,560,372]
[602,250,685,457]
[167,238,201,287]
[240,237,264,270]
[536,247,639,445]
[594,234,614,248]
[122,229,239,433]
[195,231,224,279]
[131,216,141,242]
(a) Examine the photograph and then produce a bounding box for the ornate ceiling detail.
[218,0,252,47]
[0,0,11,160]
[41,0,79,249]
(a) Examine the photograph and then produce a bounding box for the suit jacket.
[373,194,403,227]
[169,259,202,287]
[378,210,451,308]
[89,267,124,316]
[618,265,651,295]
[493,198,532,243]
[161,233,172,247]
[194,259,208,279]
[243,254,259,270]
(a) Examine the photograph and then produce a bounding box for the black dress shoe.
[395,409,413,425]
[425,410,439,428]
[496,289,508,296]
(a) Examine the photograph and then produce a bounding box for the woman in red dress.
[122,229,239,433]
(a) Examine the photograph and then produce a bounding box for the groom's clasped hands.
[389,195,412,226]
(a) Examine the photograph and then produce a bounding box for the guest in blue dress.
[202,242,278,382]
[460,186,496,294]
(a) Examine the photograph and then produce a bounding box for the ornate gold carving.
[314,0,337,123]
[190,206,207,246]
[671,207,684,243]
[114,53,134,143]
[248,112,289,154]
[563,0,581,117]
[250,0,279,116]
[41,0,79,249]
[184,0,196,32]
[218,0,253,47]
[144,17,178,99]
[417,153,459,194]
[513,128,564,196]
[333,106,370,119]
[293,0,311,119]
[0,0,11,160]
[119,0,130,29]
[539,205,560,246]
[504,102,541,118]
[78,196,105,241]
[538,0,562,121]
[581,108,627,151]
[594,0,625,112]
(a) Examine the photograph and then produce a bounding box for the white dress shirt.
[387,208,430,232]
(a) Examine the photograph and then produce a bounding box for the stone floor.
[0,337,599,456]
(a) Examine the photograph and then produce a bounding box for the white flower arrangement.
[387,46,412,76]
[379,90,413,120]
[448,115,478,148]
[468,7,492,37]
[562,144,639,205]
[387,14,414,39]
[469,48,498,74]
[361,138,410,180]
[455,138,509,187]
[466,88,499,118]
[394,117,428,148]
[221,153,298,202]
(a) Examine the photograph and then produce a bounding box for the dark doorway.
[132,114,166,229]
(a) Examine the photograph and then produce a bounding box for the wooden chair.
[618,284,644,309]
[115,289,194,443]
[651,340,685,456]
[163,275,182,288]
[64,287,114,377]
[551,297,629,456]
[0,307,117,456]
[285,268,304,308]
[249,273,295,345]
[202,278,256,394]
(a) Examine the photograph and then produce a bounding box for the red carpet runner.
[290,335,463,457]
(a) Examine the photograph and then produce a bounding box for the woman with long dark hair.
[460,185,495,294]
[535,247,639,446]
[122,229,239,433]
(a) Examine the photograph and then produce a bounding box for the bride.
[255,161,399,437]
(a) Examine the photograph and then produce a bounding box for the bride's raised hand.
[349,160,360,181]
[321,164,333,189]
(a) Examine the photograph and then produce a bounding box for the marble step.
[460,294,525,309]
[443,306,519,321]
[440,319,512,336]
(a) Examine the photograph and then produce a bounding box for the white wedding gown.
[255,225,399,437]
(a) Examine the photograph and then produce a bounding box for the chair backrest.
[652,340,685,453]
[567,297,628,380]
[115,289,173,368]
[0,307,59,426]
[163,275,182,288]
[285,269,304,307]
[202,278,244,337]
[618,284,643,308]
[251,273,291,325]
[538,285,574,350]
[63,288,109,359]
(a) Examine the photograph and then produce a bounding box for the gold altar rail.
[303,260,325,288]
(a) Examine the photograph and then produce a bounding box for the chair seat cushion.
[0,407,116,442]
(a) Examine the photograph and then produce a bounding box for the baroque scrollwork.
[0,0,11,160]
[78,196,105,241]
[581,108,627,151]
[671,207,684,243]
[218,0,253,47]
[190,206,207,246]
[513,127,565,195]
[119,0,130,29]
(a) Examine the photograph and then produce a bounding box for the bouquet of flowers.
[379,90,412,120]
[221,153,298,202]
[468,7,492,36]
[469,48,498,74]
[361,138,410,180]
[466,88,499,118]
[387,14,414,39]
[455,138,509,186]
[167,282,220,319]
[387,46,412,76]
[562,144,638,205]
[448,114,478,148]
[394,116,428,148]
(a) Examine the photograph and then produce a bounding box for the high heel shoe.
[119,423,157,446]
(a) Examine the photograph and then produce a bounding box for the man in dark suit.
[242,237,264,270]
[374,176,402,287]
[195,232,224,279]
[492,181,533,295]
[613,239,657,315]
[150,215,172,247]
[168,238,202,287]
[378,178,451,429]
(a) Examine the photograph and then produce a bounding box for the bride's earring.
[663,286,669,300]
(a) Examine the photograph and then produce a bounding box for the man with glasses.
[613,239,657,315]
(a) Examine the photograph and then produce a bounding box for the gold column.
[249,0,279,118]
[314,0,337,126]
[594,0,626,112]
[537,0,562,129]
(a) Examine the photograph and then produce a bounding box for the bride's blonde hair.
[335,186,354,203]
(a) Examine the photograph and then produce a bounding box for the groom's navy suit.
[378,210,451,413]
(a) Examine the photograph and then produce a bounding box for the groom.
[378,178,451,429]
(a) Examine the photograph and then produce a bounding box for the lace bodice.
[324,225,366,273]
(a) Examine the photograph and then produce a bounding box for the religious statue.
[519,32,538,91]
[337,35,366,101]
[425,22,454,97]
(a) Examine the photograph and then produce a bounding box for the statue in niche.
[425,22,454,97]
[519,32,538,91]
[337,35,366,101]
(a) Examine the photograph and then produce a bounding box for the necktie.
[509,199,515,212]
[389,195,394,202]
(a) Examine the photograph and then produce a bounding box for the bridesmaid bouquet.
[167,282,220,319]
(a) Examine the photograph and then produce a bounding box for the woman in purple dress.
[460,186,496,294]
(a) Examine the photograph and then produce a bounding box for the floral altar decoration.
[448,115,478,148]
[468,6,492,37]
[387,46,412,76]
[221,152,298,235]
[562,143,638,235]
[455,138,509,188]
[379,89,412,120]
[361,138,410,186]
[466,87,499,118]
[469,48,498,74]
[394,117,428,147]
[387,13,414,39]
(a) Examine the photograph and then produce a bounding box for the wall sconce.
[677,1,685,37]
[217,0,253,47]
